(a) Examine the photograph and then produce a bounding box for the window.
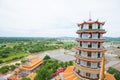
[98,24,100,29]
[97,74,99,78]
[86,73,91,77]
[81,25,83,29]
[97,62,101,68]
[98,42,101,48]
[98,33,100,38]
[80,42,82,47]
[88,52,91,57]
[87,62,91,67]
[98,52,101,58]
[81,34,82,38]
[89,24,92,29]
[88,42,92,48]
[79,51,81,55]
[88,33,92,38]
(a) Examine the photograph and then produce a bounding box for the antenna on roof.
[89,11,92,21]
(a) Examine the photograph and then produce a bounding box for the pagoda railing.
[74,63,100,74]
[75,54,102,62]
[77,29,105,31]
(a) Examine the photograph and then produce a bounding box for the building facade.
[74,20,106,80]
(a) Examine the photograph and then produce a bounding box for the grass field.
[0,52,28,62]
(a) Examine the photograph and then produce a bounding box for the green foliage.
[43,55,51,60]
[68,61,74,66]
[0,37,75,64]
[15,63,20,66]
[21,77,30,80]
[107,67,120,80]
[0,64,18,74]
[62,42,76,50]
[0,66,9,74]
[9,65,16,71]
[35,58,74,80]
[21,59,26,64]
[0,60,3,64]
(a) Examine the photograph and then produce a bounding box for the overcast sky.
[0,0,120,37]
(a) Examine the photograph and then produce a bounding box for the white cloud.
[0,0,120,37]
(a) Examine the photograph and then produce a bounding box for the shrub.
[0,66,9,74]
[21,77,30,80]
[43,55,51,60]
[9,65,16,71]
[0,60,3,64]
[21,59,26,64]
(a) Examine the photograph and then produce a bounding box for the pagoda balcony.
[77,29,106,34]
[74,63,100,74]
[76,47,106,52]
[73,71,99,80]
[76,38,106,42]
[75,54,102,62]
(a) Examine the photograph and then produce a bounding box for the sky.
[0,0,120,37]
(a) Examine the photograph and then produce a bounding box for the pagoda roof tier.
[76,47,107,52]
[75,54,102,62]
[76,38,106,42]
[78,20,105,26]
[74,63,100,74]
[76,29,106,34]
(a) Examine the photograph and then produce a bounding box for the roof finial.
[89,11,92,21]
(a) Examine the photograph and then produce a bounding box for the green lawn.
[0,52,28,62]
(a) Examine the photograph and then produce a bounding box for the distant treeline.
[0,37,56,43]
[0,36,120,43]
[105,37,120,41]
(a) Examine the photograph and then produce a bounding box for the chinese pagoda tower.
[74,19,106,80]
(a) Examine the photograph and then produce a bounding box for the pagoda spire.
[100,53,105,80]
[89,12,92,21]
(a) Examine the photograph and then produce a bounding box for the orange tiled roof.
[21,58,43,70]
[14,68,20,73]
[56,66,115,80]
[106,73,116,80]
[9,75,21,80]
[55,66,79,80]
[9,75,16,80]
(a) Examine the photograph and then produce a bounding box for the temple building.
[20,55,43,76]
[55,19,115,80]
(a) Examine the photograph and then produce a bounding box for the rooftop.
[21,58,43,70]
[78,20,105,26]
[55,66,116,80]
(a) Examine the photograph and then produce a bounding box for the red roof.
[78,20,105,26]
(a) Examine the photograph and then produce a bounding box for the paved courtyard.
[38,49,76,62]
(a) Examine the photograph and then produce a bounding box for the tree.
[0,60,3,64]
[35,68,52,80]
[21,59,26,64]
[114,72,120,80]
[69,61,73,66]
[9,65,16,71]
[0,66,9,74]
[43,55,51,60]
[15,63,20,66]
